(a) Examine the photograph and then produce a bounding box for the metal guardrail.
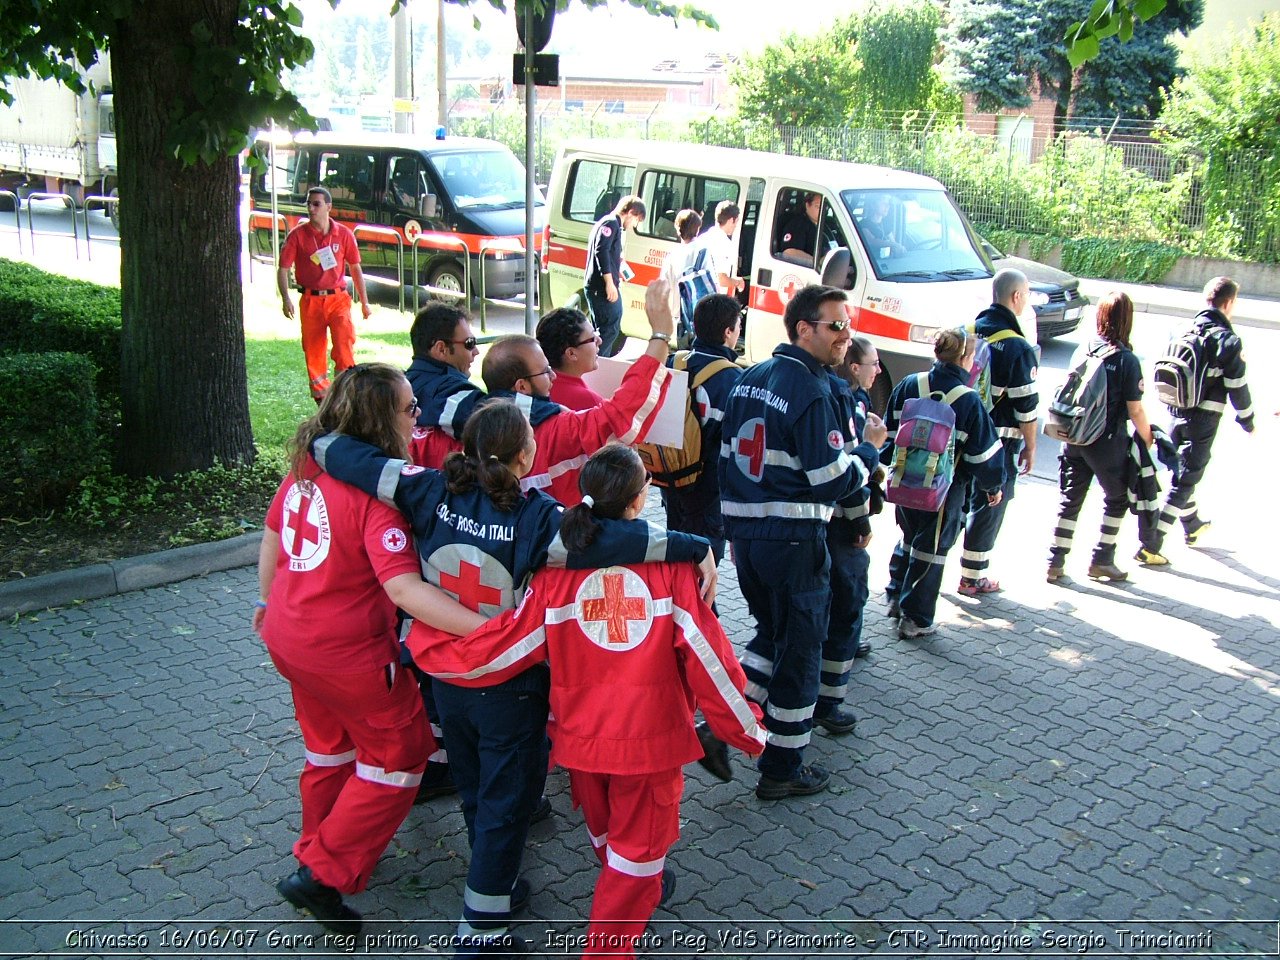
[352,225,405,315]
[24,193,79,257]
[245,211,291,283]
[477,237,532,332]
[0,190,21,254]
[410,232,471,315]
[82,195,120,261]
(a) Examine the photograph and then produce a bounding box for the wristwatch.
[649,334,674,347]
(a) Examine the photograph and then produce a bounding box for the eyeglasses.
[403,398,421,416]
[441,337,479,351]
[807,318,850,332]
[307,200,326,207]
[521,366,554,382]
[854,358,881,368]
[572,330,602,348]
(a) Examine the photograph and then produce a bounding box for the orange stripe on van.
[246,211,523,255]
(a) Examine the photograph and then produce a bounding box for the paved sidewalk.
[1077,278,1280,331]
[2,468,1277,958]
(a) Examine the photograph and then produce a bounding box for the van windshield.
[428,150,545,211]
[842,189,990,282]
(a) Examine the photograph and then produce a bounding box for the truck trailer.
[0,57,116,221]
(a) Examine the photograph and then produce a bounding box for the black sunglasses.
[441,337,478,351]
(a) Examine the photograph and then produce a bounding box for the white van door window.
[844,190,988,281]
[635,171,739,242]
[563,159,635,224]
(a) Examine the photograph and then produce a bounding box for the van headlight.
[908,324,939,344]
[1029,290,1050,306]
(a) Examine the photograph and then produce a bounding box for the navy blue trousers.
[734,536,831,780]
[1146,410,1219,551]
[432,667,548,944]
[960,441,1018,581]
[585,288,624,358]
[818,528,869,716]
[888,482,967,629]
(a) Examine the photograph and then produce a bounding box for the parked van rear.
[541,139,1035,409]
[249,132,543,301]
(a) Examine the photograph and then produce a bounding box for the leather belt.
[301,288,338,296]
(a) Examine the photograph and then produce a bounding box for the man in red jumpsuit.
[278,187,372,401]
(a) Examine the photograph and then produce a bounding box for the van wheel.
[428,262,468,301]
[108,187,120,230]
[869,367,892,416]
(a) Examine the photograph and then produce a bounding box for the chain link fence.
[448,100,1278,264]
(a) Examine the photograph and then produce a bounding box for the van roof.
[255,131,514,155]
[560,138,944,191]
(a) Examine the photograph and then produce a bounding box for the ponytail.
[559,445,648,554]
[444,398,530,512]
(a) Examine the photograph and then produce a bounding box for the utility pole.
[438,0,448,132]
[393,3,412,133]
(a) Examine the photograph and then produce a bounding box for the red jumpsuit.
[436,561,766,956]
[280,220,361,399]
[261,457,431,894]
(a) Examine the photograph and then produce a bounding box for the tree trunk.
[112,0,255,478]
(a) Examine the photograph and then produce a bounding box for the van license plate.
[1066,307,1082,320]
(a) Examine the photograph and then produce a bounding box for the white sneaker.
[898,619,937,639]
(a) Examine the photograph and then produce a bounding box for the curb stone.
[0,530,263,619]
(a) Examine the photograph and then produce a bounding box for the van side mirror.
[819,247,854,290]
[420,194,438,219]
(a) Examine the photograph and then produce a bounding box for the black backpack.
[1154,322,1213,410]
[1044,343,1116,446]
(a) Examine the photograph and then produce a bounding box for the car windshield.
[842,189,990,282]
[428,150,545,211]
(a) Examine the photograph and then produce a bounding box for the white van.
[540,139,1035,409]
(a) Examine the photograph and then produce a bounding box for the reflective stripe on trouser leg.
[300,295,334,398]
[572,767,681,958]
[899,486,966,629]
[736,538,830,781]
[960,443,1017,578]
[818,533,869,711]
[271,654,431,895]
[431,673,548,938]
[1149,412,1218,551]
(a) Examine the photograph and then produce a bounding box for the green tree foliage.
[1160,13,1280,260]
[943,0,1201,125]
[1065,0,1168,67]
[731,1,954,127]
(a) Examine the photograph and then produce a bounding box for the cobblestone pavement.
[2,473,1278,959]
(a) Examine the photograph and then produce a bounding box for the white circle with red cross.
[381,527,409,553]
[428,543,514,619]
[778,275,803,306]
[574,567,654,652]
[732,417,768,483]
[404,219,422,243]
[281,481,331,572]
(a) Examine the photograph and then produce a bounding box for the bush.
[0,259,122,398]
[0,351,100,515]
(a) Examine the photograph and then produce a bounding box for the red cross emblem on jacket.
[575,567,653,651]
[428,543,514,618]
[732,417,767,482]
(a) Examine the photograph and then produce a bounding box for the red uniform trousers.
[570,766,683,958]
[271,653,431,894]
[300,290,357,399]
